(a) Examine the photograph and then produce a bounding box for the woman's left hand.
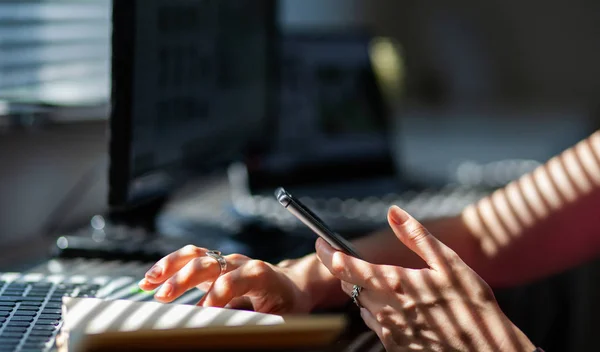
[315,205,535,352]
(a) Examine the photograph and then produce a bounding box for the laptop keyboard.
[0,259,207,352]
[0,280,98,352]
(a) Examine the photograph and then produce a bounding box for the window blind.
[0,0,111,106]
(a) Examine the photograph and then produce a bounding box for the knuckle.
[247,260,270,278]
[164,279,178,291]
[387,275,404,293]
[330,252,347,277]
[216,275,234,293]
[374,310,390,325]
[182,244,203,256]
[340,281,352,293]
[226,253,247,263]
[445,251,464,269]
[160,256,173,268]
[191,257,211,271]
[365,275,380,290]
[474,281,495,303]
[406,225,429,244]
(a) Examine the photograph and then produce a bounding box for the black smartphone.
[275,187,362,259]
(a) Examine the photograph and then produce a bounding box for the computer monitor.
[108,0,277,212]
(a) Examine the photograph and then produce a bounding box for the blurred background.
[0,0,599,350]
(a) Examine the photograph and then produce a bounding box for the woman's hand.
[138,247,316,314]
[316,206,536,352]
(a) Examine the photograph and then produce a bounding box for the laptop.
[0,1,277,351]
[226,30,493,237]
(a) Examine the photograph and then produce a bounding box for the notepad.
[57,297,346,352]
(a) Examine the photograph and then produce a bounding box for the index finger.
[315,238,382,290]
[143,245,207,284]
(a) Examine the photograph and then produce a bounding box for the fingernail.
[138,279,148,287]
[156,282,173,298]
[145,265,162,280]
[315,238,324,249]
[389,206,410,225]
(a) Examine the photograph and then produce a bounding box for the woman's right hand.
[137,245,326,314]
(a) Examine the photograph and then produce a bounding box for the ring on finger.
[351,284,363,308]
[206,250,227,275]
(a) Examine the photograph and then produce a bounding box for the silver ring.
[206,250,227,275]
[351,285,363,308]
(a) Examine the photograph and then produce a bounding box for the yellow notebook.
[58,297,346,352]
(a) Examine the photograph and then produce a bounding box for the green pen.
[132,286,156,295]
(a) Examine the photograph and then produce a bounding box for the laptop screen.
[109,0,277,210]
[243,31,397,197]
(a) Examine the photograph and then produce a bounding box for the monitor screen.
[109,0,277,210]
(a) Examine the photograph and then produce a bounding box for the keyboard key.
[1,290,24,296]
[0,332,24,339]
[32,325,56,331]
[6,321,30,327]
[44,303,62,309]
[0,339,20,347]
[31,282,52,287]
[36,319,59,326]
[22,341,49,349]
[0,302,16,306]
[57,284,78,290]
[3,326,28,333]
[26,337,52,345]
[39,313,61,320]
[29,330,53,337]
[41,308,61,315]
[14,310,37,317]
[18,305,41,311]
[0,306,13,312]
[0,296,45,302]
[0,311,10,318]
[9,316,33,322]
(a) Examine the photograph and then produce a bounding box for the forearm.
[460,131,600,286]
[355,131,600,287]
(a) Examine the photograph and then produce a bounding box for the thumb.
[387,205,459,271]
